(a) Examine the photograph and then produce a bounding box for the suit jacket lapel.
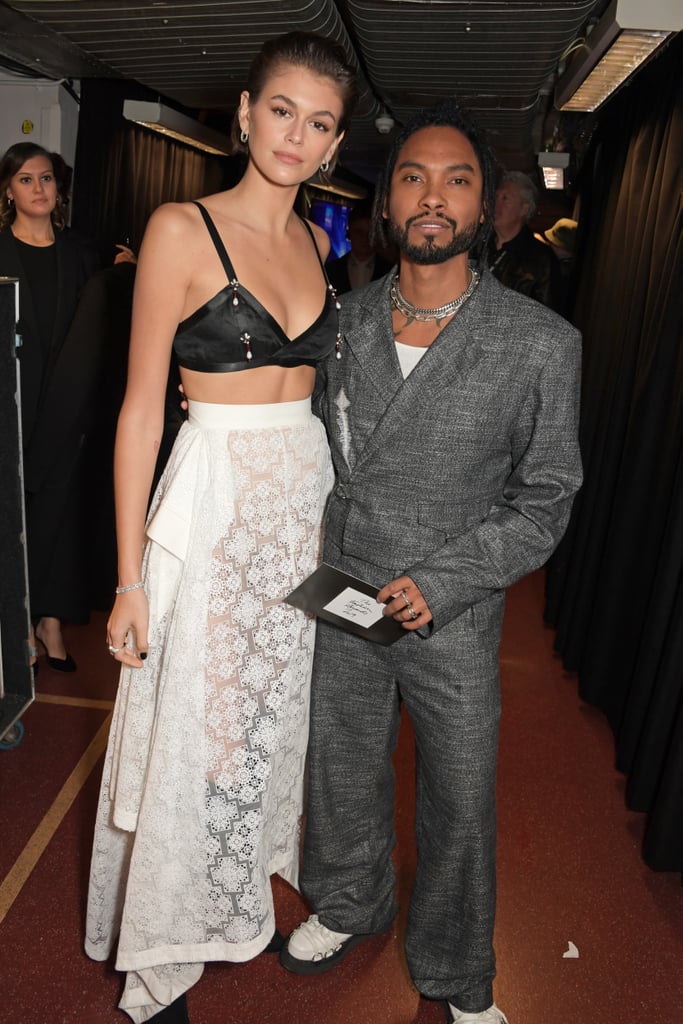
[346,271,496,472]
[341,274,404,403]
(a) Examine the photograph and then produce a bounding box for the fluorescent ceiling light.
[555,0,681,113]
[541,168,564,190]
[122,100,231,156]
[559,30,672,112]
[538,151,570,190]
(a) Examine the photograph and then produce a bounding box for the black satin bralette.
[173,201,341,372]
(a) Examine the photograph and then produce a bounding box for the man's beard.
[386,213,480,265]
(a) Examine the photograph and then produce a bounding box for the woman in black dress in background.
[0,142,98,670]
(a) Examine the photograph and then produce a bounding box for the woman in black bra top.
[85,32,358,1023]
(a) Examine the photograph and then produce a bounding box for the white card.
[323,587,386,628]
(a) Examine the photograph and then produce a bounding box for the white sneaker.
[447,1003,509,1024]
[279,914,368,975]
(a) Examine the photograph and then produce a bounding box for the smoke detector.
[374,114,395,134]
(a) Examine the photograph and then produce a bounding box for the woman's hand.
[106,589,149,667]
[114,243,137,265]
[377,575,433,630]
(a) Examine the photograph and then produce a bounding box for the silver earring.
[240,130,248,144]
[6,196,13,205]
[320,159,330,174]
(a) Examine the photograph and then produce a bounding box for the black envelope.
[284,563,405,645]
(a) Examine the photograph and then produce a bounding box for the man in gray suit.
[281,100,582,1024]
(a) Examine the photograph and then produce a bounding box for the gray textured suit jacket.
[316,267,583,634]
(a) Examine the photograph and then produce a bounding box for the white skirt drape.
[85,399,333,1022]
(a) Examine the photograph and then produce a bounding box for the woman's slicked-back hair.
[370,98,496,260]
[230,31,359,161]
[0,142,65,232]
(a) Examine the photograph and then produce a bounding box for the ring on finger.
[400,590,412,609]
[107,644,122,654]
[407,603,419,620]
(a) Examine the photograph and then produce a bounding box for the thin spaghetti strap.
[300,218,343,360]
[300,218,331,284]
[193,201,237,283]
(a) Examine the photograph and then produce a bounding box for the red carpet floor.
[1,572,681,1023]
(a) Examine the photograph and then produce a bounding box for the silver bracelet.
[115,581,144,594]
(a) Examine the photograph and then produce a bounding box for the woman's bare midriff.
[180,363,317,405]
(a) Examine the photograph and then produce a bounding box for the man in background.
[487,170,560,309]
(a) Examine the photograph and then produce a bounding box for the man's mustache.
[405,213,458,231]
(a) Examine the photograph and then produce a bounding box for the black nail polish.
[140,652,147,661]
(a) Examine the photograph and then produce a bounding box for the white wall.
[0,71,80,167]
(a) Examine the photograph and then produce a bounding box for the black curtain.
[71,79,235,261]
[545,34,683,871]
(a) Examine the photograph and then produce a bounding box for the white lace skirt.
[85,399,333,1022]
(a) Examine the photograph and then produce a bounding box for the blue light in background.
[309,199,351,259]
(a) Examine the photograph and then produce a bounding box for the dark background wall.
[71,79,235,263]
[545,33,683,871]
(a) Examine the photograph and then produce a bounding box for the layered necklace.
[390,267,480,328]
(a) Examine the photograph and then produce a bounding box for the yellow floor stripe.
[0,712,111,926]
[35,692,114,710]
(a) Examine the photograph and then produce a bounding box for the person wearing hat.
[544,217,577,259]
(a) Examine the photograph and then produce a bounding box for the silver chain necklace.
[390,267,480,325]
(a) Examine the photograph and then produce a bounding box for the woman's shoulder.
[58,225,99,259]
[136,198,225,287]
[146,199,203,236]
[138,202,216,265]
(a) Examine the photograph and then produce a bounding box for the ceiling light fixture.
[374,114,395,135]
[537,151,570,190]
[554,0,681,113]
[122,100,231,156]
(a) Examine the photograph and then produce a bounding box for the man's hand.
[377,576,432,630]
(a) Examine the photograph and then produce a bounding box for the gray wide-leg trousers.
[301,602,503,1013]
